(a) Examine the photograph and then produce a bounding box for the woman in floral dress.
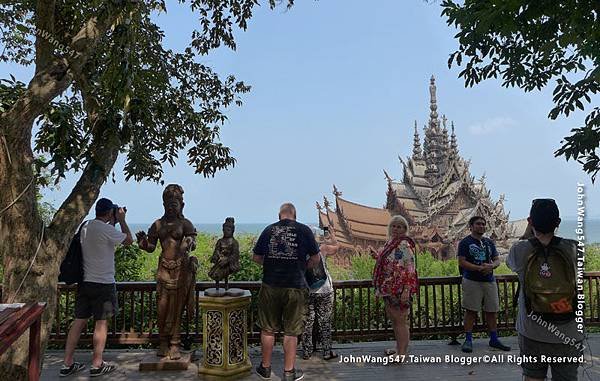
[369,215,418,357]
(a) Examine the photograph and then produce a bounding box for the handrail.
[1,273,599,345]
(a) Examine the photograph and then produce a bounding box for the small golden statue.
[207,217,242,297]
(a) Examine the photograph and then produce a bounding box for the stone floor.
[42,334,600,380]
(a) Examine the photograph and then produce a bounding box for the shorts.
[257,283,308,336]
[519,334,581,381]
[461,277,500,313]
[74,282,118,320]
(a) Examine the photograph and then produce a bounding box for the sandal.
[384,348,396,356]
[323,351,338,361]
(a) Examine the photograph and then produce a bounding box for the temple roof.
[316,76,515,255]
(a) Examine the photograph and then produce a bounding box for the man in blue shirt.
[458,216,510,353]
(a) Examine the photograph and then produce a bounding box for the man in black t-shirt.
[252,203,320,381]
[458,216,510,353]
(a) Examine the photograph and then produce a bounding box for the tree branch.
[0,2,126,145]
[46,70,120,243]
[34,0,56,74]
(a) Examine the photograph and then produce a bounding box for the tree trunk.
[0,3,131,378]
[0,129,119,379]
[0,119,63,380]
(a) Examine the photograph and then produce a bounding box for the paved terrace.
[42,334,600,381]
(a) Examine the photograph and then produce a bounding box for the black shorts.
[74,282,118,320]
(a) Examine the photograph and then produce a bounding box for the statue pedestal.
[198,290,252,378]
[139,352,192,371]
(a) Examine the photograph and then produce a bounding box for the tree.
[441,0,600,181]
[0,0,292,377]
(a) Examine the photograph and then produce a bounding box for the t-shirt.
[457,235,498,282]
[80,219,127,284]
[253,219,319,289]
[506,238,583,343]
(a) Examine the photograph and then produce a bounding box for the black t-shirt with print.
[253,219,319,289]
[457,235,498,282]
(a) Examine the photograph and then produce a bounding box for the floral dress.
[372,236,418,310]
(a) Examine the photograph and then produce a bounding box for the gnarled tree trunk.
[0,3,126,378]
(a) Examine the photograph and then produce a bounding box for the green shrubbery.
[113,232,262,282]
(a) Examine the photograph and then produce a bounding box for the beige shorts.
[461,278,500,313]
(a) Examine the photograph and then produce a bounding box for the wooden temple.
[317,76,514,262]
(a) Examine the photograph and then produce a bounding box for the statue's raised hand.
[136,231,148,249]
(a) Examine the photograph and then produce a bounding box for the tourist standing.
[369,215,418,357]
[458,216,510,353]
[507,199,582,381]
[61,198,133,377]
[302,227,339,361]
[252,203,320,381]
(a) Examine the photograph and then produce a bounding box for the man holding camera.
[507,199,582,381]
[61,198,133,377]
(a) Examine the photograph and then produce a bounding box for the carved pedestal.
[198,289,252,379]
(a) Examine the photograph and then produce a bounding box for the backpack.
[58,221,87,285]
[523,237,577,322]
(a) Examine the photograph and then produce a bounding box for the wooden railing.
[2,273,600,345]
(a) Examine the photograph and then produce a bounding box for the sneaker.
[89,361,117,377]
[461,340,473,353]
[59,362,85,377]
[255,362,271,380]
[323,350,338,361]
[489,340,511,351]
[283,368,304,381]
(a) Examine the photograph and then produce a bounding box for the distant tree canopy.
[442,0,600,181]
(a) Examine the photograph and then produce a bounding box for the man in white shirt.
[61,198,132,377]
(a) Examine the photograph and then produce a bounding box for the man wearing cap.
[61,198,133,377]
[507,199,583,381]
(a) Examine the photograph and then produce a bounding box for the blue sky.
[3,0,598,223]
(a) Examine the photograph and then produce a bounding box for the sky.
[2,0,598,224]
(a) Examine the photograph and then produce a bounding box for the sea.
[129,219,599,244]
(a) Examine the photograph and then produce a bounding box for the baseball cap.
[529,198,559,234]
[95,198,118,214]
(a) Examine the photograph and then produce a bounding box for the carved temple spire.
[412,121,422,160]
[323,196,331,210]
[316,201,322,212]
[383,169,392,182]
[442,115,449,148]
[449,122,459,159]
[429,75,439,131]
[333,184,342,197]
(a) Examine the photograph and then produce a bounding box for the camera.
[113,206,127,218]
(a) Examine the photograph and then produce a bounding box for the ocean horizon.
[129,218,600,244]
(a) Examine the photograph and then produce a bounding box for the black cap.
[95,198,118,214]
[530,198,559,234]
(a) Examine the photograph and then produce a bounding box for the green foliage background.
[114,234,600,282]
[114,232,263,282]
